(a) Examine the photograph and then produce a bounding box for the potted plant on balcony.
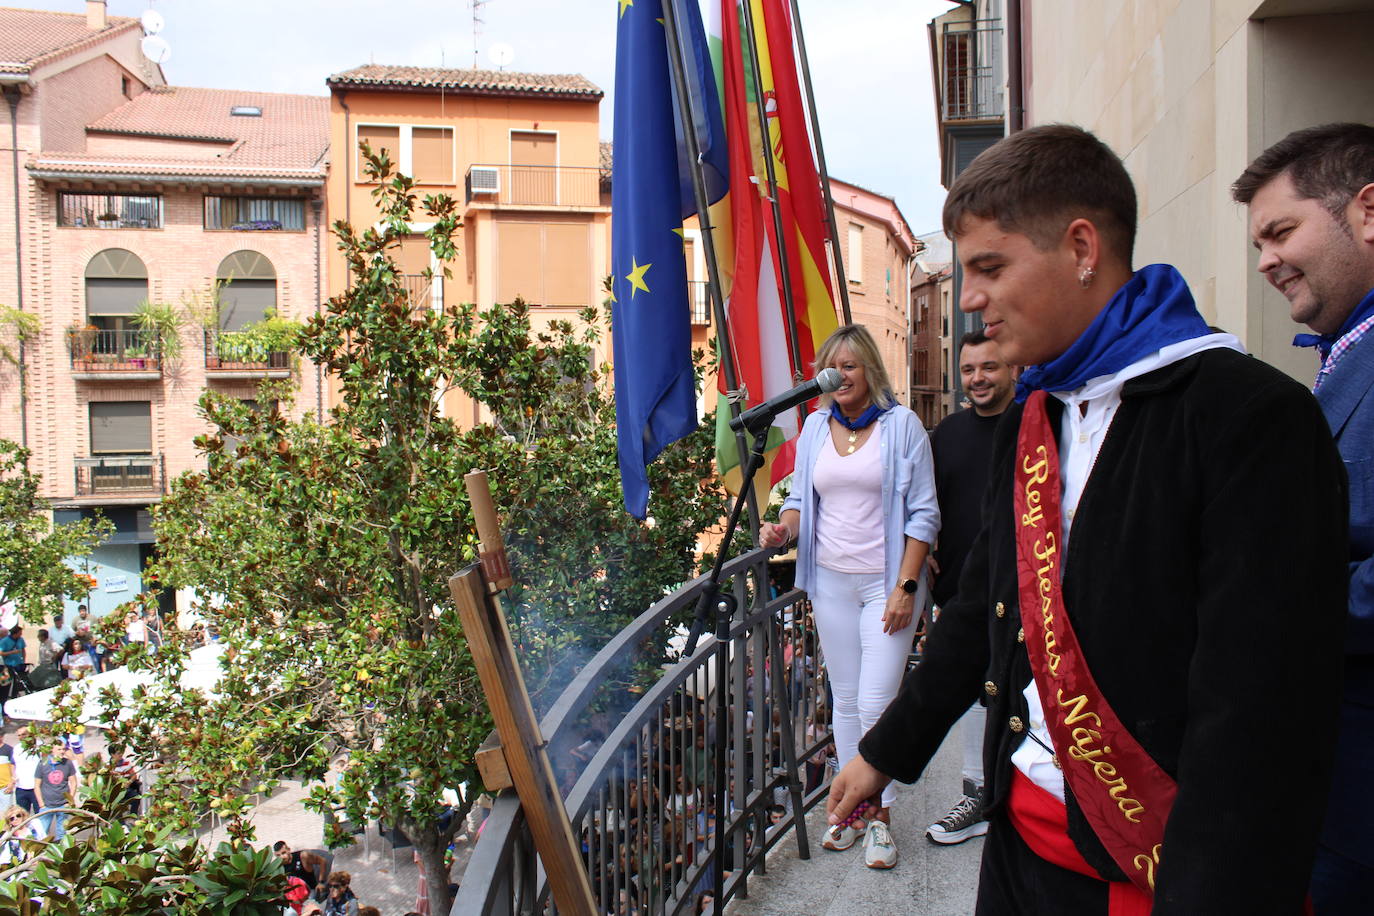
[66,322,98,362]
[96,211,120,228]
[132,300,187,367]
[215,312,304,369]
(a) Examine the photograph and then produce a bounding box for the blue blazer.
[1314,326,1374,866]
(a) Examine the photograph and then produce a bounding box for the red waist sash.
[1008,769,1151,916]
[1012,390,1176,896]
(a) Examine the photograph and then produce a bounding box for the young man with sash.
[826,124,1348,914]
[1234,122,1374,915]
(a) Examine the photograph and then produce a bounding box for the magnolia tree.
[84,147,723,912]
[0,439,112,622]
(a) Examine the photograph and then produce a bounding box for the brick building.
[828,178,922,410]
[0,2,327,618]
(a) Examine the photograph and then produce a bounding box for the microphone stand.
[685,425,810,914]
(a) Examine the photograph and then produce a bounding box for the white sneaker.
[863,820,897,869]
[821,820,864,851]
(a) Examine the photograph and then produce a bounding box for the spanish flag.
[708,0,839,500]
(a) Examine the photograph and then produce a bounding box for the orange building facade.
[324,65,611,425]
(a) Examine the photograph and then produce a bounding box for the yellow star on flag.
[618,0,633,18]
[625,258,652,297]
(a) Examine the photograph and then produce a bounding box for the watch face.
[901,578,918,594]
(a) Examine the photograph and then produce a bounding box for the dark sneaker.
[925,791,988,845]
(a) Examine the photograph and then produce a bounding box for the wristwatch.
[898,577,919,594]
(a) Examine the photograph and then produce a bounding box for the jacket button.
[1017,628,1025,643]
[995,601,1006,618]
[984,681,998,697]
[1009,716,1024,733]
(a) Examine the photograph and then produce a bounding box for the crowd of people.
[0,601,189,701]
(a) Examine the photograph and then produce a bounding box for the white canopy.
[3,642,227,726]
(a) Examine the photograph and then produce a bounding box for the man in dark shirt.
[34,741,75,839]
[274,841,333,900]
[925,330,1015,845]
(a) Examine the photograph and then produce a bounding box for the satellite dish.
[141,35,171,64]
[140,9,165,34]
[488,43,515,69]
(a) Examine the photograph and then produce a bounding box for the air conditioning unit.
[469,166,501,195]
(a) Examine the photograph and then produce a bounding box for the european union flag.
[611,0,726,518]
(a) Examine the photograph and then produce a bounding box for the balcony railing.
[465,164,603,208]
[454,546,833,915]
[940,19,1004,121]
[75,455,165,496]
[67,328,162,373]
[401,273,435,312]
[689,280,710,326]
[204,329,290,373]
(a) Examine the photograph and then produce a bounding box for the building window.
[85,249,148,336]
[356,124,455,184]
[121,75,131,98]
[90,401,152,455]
[411,127,455,184]
[204,196,305,231]
[496,220,591,307]
[216,251,277,330]
[59,192,162,229]
[847,223,864,283]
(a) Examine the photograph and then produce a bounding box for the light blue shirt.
[782,403,940,595]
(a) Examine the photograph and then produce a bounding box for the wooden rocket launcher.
[449,470,596,915]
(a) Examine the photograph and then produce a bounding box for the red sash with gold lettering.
[1012,390,1177,896]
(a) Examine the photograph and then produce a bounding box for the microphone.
[728,368,843,435]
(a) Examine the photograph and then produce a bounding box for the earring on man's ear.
[1078,266,1096,289]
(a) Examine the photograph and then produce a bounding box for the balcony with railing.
[939,19,1004,122]
[67,328,162,379]
[401,273,435,313]
[465,164,605,209]
[689,280,710,326]
[203,329,291,378]
[74,455,165,497]
[453,546,831,914]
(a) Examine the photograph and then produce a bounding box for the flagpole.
[786,0,852,325]
[738,0,807,388]
[658,0,761,536]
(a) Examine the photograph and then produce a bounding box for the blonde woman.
[761,324,939,869]
[0,805,43,864]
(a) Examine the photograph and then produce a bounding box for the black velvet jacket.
[860,349,1348,914]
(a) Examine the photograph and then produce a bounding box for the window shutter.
[90,402,152,454]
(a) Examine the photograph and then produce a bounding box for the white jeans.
[812,565,920,809]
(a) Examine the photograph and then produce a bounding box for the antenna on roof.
[488,43,514,71]
[471,0,490,68]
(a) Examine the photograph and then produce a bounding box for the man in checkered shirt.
[1235,122,1374,915]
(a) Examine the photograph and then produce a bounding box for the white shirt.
[1010,332,1245,800]
[12,745,41,791]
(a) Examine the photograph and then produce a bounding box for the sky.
[27,0,959,234]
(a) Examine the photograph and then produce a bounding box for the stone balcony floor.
[727,731,983,915]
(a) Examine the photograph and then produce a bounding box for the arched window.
[216,251,277,331]
[85,249,148,333]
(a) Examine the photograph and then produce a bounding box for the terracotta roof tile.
[30,86,328,183]
[327,65,602,100]
[0,6,139,72]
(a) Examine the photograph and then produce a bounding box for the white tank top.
[812,424,885,574]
